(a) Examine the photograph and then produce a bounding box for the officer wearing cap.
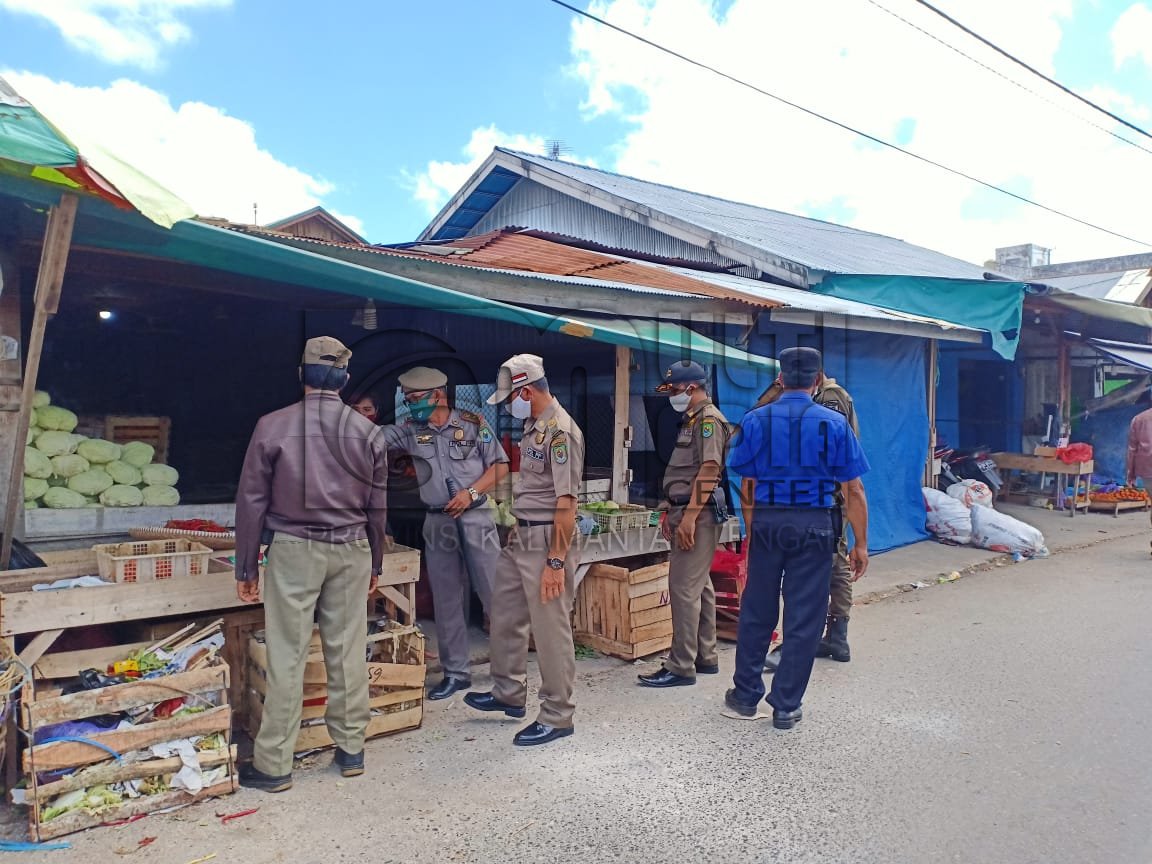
[724,347,870,730]
[638,360,731,689]
[757,367,860,667]
[381,366,509,701]
[464,354,585,747]
[235,336,389,790]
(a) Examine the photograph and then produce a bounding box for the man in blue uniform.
[725,347,870,730]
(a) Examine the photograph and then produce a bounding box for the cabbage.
[34,430,80,457]
[141,463,179,487]
[25,500,38,509]
[77,438,121,464]
[23,477,49,500]
[67,469,114,496]
[120,441,155,467]
[34,405,78,432]
[100,485,144,507]
[32,391,51,408]
[26,425,39,445]
[142,485,180,506]
[24,447,52,479]
[42,486,88,509]
[51,453,90,478]
[106,461,142,486]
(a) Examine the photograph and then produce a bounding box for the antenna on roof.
[253,202,258,226]
[544,139,570,160]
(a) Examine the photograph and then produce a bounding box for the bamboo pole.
[0,194,78,569]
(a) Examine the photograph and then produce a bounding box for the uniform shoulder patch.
[478,426,493,443]
[822,398,847,417]
[552,440,569,464]
[701,419,715,438]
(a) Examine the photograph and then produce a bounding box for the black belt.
[516,518,553,527]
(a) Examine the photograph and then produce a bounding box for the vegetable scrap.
[164,519,230,533]
[218,807,259,824]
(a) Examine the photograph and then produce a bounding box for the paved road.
[34,533,1152,864]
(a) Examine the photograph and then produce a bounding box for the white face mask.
[509,391,533,420]
[669,390,693,413]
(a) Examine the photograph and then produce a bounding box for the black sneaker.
[724,688,758,718]
[334,747,364,777]
[238,763,293,793]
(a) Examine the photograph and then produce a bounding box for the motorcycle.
[935,444,1003,495]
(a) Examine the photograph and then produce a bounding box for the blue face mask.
[407,396,436,423]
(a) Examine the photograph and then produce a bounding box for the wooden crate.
[574,559,672,660]
[104,415,171,465]
[21,658,235,840]
[246,622,424,754]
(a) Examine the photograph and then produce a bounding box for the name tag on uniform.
[525,447,545,461]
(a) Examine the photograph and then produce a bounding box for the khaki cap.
[302,336,351,368]
[487,354,546,404]
[397,366,448,391]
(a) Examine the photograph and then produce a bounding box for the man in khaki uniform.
[639,360,731,688]
[757,368,860,667]
[382,366,508,700]
[464,354,584,747]
[234,337,389,791]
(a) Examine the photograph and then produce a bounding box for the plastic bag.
[946,479,994,509]
[970,505,1048,557]
[923,487,972,545]
[1056,442,1093,464]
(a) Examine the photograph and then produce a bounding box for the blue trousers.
[732,507,837,712]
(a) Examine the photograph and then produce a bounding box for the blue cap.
[656,360,708,392]
[778,347,823,388]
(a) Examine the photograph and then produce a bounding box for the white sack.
[923,487,972,545]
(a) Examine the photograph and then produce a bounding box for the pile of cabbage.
[22,392,180,509]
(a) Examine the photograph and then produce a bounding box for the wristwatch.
[547,557,565,571]
[467,487,480,502]
[371,567,382,577]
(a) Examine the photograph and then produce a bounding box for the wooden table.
[990,453,1094,517]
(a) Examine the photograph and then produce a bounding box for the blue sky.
[2,0,1150,262]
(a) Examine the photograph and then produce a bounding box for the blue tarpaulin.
[812,275,1026,360]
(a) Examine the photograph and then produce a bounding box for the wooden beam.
[0,194,78,569]
[924,339,939,487]
[611,344,632,503]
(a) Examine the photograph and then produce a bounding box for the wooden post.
[924,338,938,487]
[611,344,633,503]
[0,193,78,569]
[0,251,24,522]
[1057,327,1071,432]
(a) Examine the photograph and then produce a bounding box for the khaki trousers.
[254,533,371,777]
[489,524,577,728]
[664,507,721,677]
[828,528,853,619]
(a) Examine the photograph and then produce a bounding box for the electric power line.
[912,0,1152,144]
[547,0,1152,248]
[865,0,1152,158]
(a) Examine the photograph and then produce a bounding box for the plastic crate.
[578,503,652,533]
[94,538,212,583]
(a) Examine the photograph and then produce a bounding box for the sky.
[2,0,1151,267]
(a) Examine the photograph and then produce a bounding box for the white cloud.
[328,210,366,239]
[1112,3,1152,69]
[4,72,363,231]
[554,0,1151,265]
[0,0,229,69]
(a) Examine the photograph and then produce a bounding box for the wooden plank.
[18,628,63,666]
[627,562,669,586]
[249,639,425,688]
[248,692,421,752]
[25,666,228,730]
[629,605,672,628]
[249,686,422,724]
[574,632,638,660]
[631,635,673,658]
[36,777,236,841]
[33,746,235,802]
[629,589,671,613]
[25,705,231,770]
[628,575,668,600]
[584,562,629,583]
[631,619,674,642]
[611,344,631,503]
[23,502,237,541]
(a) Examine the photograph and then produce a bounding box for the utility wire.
[547,0,1151,248]
[866,0,1152,158]
[912,0,1152,144]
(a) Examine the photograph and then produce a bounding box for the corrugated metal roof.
[1037,269,1152,303]
[423,148,997,281]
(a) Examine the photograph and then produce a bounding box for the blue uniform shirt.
[728,392,870,507]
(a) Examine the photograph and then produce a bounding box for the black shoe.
[238,763,293,793]
[637,668,696,688]
[695,662,720,675]
[825,617,851,663]
[724,688,759,717]
[512,721,574,746]
[463,691,527,718]
[427,676,471,701]
[773,707,803,730]
[333,747,364,777]
[763,648,781,674]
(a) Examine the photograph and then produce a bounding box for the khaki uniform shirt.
[756,376,860,436]
[513,399,585,521]
[382,409,508,509]
[661,399,731,505]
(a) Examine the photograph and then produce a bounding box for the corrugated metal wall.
[470,179,742,270]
